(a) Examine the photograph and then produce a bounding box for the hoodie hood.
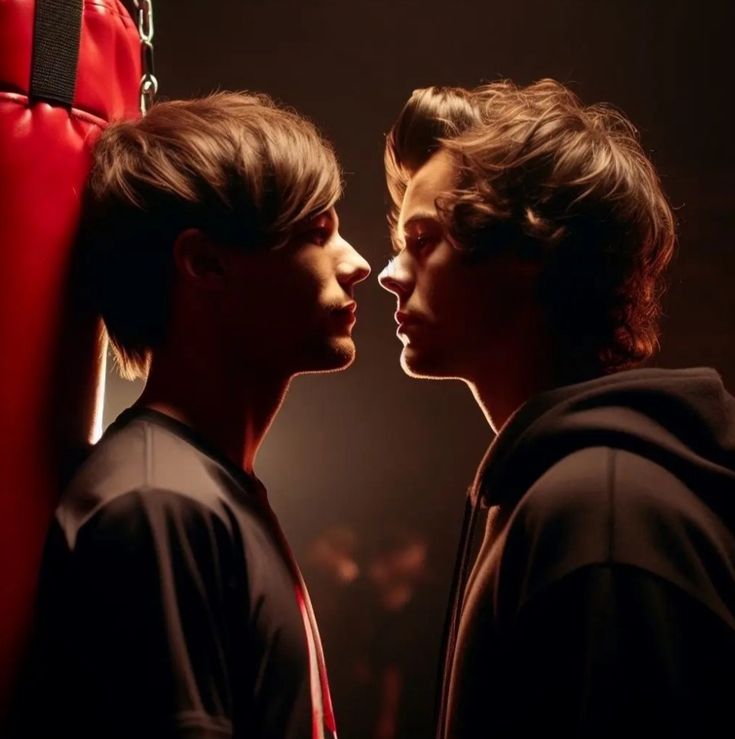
[474,367,735,518]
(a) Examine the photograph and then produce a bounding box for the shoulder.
[57,417,245,550]
[503,447,735,617]
[55,489,240,573]
[511,446,716,553]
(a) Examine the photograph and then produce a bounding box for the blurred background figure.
[305,524,442,739]
[305,525,376,738]
[367,527,439,739]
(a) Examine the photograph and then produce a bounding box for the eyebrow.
[391,210,442,255]
[401,211,440,232]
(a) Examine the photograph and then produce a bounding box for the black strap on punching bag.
[29,0,84,107]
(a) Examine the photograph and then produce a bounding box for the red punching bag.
[0,0,142,716]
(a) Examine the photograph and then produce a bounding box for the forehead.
[398,149,458,230]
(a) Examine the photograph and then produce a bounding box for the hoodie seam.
[144,421,154,488]
[515,561,735,634]
[607,447,617,565]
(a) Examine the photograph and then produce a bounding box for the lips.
[395,310,421,335]
[332,302,357,326]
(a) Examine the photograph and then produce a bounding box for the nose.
[337,240,371,289]
[378,254,411,299]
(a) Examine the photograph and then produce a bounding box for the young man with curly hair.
[17,92,370,739]
[380,80,735,738]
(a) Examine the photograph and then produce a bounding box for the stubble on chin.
[295,335,357,376]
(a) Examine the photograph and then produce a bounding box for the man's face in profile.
[379,149,537,383]
[218,207,371,378]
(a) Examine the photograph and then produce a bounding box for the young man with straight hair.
[17,92,370,739]
[380,80,735,738]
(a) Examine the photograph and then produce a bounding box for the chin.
[399,345,458,380]
[297,336,357,375]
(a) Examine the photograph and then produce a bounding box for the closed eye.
[406,232,438,255]
[298,211,335,246]
[403,215,443,256]
[310,226,331,245]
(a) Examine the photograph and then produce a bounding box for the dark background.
[107,0,734,732]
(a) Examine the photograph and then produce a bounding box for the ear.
[172,228,226,290]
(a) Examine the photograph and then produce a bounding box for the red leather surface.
[0,0,141,716]
[0,0,140,118]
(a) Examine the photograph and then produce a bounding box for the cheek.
[242,260,320,313]
[455,263,535,339]
[420,261,473,319]
[219,266,287,338]
[222,249,339,345]
[283,250,333,306]
[419,264,502,345]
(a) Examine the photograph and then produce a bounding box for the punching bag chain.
[132,0,158,114]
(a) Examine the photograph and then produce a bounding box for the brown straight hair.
[81,92,342,380]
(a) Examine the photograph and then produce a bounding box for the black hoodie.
[438,367,735,739]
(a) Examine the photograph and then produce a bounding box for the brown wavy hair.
[82,92,342,380]
[385,85,482,237]
[386,79,676,376]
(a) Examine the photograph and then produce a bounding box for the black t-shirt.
[16,407,334,739]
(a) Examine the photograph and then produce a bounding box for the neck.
[466,337,555,434]
[135,348,290,475]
